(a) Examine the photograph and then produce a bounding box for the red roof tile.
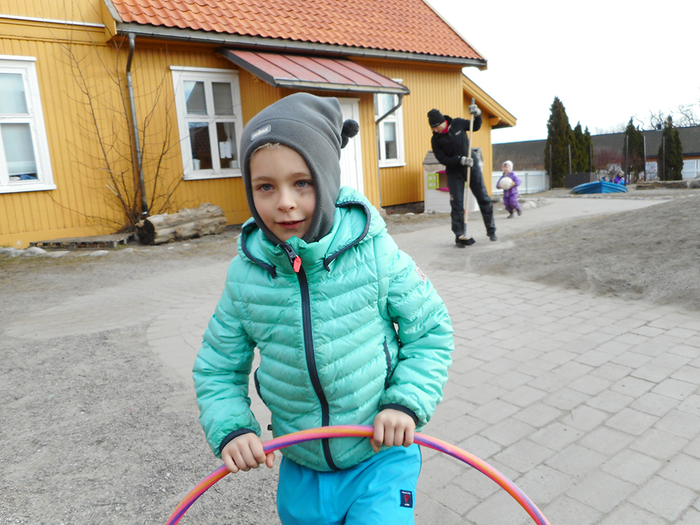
[108,0,483,61]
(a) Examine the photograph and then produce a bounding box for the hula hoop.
[165,425,550,525]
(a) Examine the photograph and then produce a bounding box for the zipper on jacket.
[281,242,338,470]
[281,242,302,273]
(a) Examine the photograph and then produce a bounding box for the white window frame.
[171,66,244,180]
[0,55,55,194]
[682,158,699,180]
[375,79,405,168]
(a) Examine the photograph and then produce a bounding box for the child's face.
[250,145,316,242]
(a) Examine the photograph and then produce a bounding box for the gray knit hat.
[240,93,359,245]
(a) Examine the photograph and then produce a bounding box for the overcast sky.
[427,0,700,144]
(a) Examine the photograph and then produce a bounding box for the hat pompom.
[341,119,360,149]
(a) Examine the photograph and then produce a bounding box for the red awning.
[218,49,409,96]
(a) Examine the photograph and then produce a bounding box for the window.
[0,56,54,193]
[682,159,699,180]
[374,83,405,168]
[171,67,244,180]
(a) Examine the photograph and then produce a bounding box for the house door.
[337,98,364,194]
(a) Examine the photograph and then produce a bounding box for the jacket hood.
[238,187,386,276]
[239,93,359,245]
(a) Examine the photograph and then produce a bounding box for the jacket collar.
[239,187,378,277]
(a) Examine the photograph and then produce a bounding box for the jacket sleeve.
[431,133,462,170]
[192,261,260,458]
[471,113,482,132]
[456,115,482,135]
[379,237,454,428]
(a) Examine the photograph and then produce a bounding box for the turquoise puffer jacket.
[193,187,453,471]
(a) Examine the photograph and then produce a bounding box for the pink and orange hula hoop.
[165,425,550,525]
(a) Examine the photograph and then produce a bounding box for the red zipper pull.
[280,242,302,273]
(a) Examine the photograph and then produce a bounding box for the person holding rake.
[428,103,497,247]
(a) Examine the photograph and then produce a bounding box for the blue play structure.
[571,181,627,194]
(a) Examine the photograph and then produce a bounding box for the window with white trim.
[171,67,244,180]
[0,56,54,193]
[375,82,405,168]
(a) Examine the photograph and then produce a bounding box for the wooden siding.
[464,90,494,195]
[0,31,255,247]
[0,0,104,24]
[0,29,122,248]
[0,1,269,247]
[1,0,507,247]
[0,41,384,247]
[141,43,256,227]
[0,24,385,247]
[355,59,464,207]
[354,92,381,207]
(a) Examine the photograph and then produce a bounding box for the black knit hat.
[239,93,359,245]
[428,109,445,128]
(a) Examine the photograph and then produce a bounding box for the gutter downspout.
[374,93,404,209]
[126,33,148,217]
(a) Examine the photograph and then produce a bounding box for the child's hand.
[221,433,275,473]
[371,409,416,453]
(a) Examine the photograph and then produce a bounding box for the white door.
[337,98,364,194]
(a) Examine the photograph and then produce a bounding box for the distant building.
[0,0,517,248]
[493,126,700,179]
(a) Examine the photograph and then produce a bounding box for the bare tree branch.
[676,104,700,127]
[45,2,187,231]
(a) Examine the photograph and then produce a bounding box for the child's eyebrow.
[250,174,274,182]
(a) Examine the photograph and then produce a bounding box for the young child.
[498,160,522,218]
[193,93,454,525]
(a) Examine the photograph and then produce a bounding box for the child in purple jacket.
[497,160,522,218]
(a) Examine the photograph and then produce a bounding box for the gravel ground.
[468,188,700,311]
[382,186,700,311]
[1,232,274,525]
[0,327,277,525]
[1,185,698,524]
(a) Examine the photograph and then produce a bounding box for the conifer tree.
[571,122,588,173]
[544,97,574,187]
[657,116,684,181]
[583,126,594,173]
[623,118,645,182]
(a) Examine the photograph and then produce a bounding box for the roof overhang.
[462,74,516,129]
[106,22,486,68]
[218,49,410,95]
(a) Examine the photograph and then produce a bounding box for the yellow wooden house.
[0,0,515,248]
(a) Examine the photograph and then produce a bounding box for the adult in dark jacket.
[428,106,496,246]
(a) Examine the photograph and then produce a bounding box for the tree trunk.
[136,203,228,245]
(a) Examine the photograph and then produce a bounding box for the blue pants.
[277,444,422,525]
